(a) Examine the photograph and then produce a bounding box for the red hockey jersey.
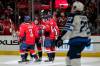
[19,22,36,45]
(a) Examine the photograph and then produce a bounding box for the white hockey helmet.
[71,1,84,12]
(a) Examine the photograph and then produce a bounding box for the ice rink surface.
[0,55,100,66]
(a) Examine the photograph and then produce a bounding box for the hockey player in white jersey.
[62,1,91,66]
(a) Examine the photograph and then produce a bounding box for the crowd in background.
[0,0,99,35]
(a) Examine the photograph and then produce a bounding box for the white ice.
[0,55,100,66]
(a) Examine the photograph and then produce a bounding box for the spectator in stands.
[58,12,67,28]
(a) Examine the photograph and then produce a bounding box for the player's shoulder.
[20,22,30,28]
[19,22,25,27]
[73,12,87,18]
[74,13,87,20]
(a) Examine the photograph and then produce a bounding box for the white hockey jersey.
[62,12,91,40]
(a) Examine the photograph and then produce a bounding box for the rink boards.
[0,35,100,57]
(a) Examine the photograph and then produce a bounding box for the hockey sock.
[52,53,55,61]
[38,51,42,59]
[66,57,71,66]
[25,53,28,60]
[21,54,25,61]
[30,53,33,58]
[47,53,52,61]
[71,58,81,66]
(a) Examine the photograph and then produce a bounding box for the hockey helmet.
[24,16,31,22]
[71,1,84,12]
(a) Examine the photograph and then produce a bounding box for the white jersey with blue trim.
[62,12,91,40]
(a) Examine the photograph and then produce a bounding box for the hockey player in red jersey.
[33,17,43,61]
[41,15,60,62]
[18,16,39,63]
[49,16,60,62]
